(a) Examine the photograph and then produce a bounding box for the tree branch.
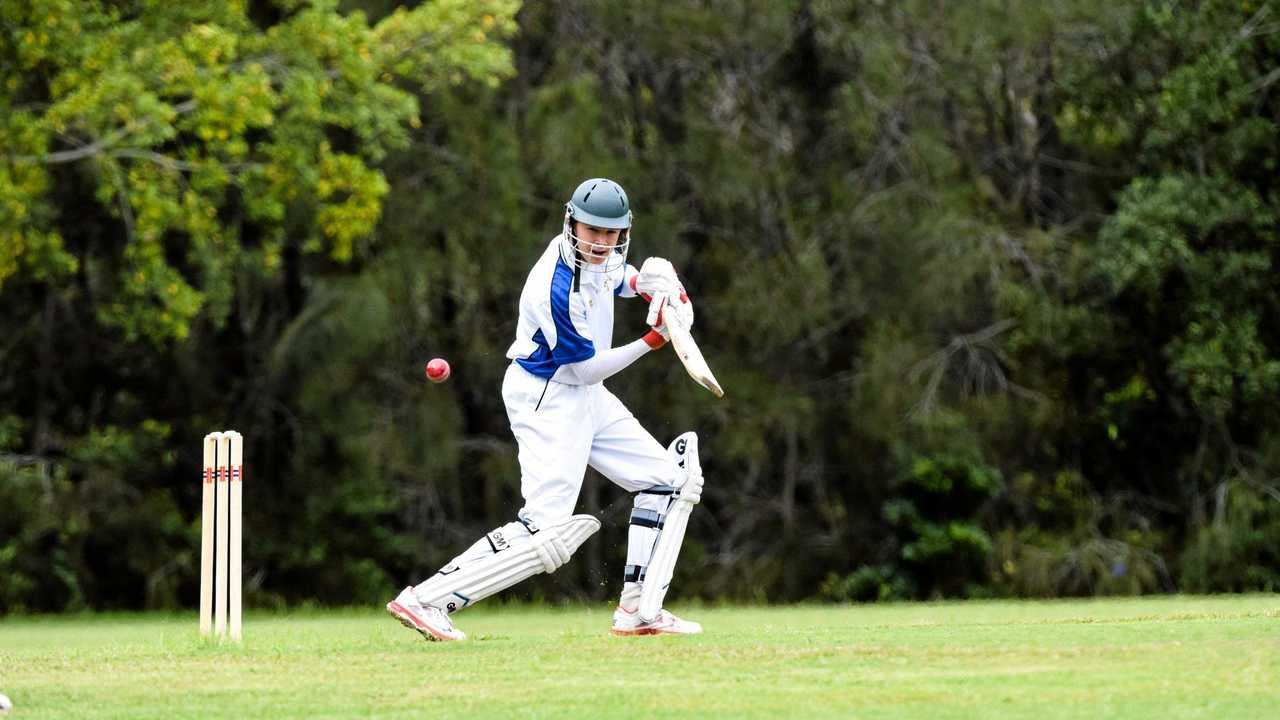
[11,99,198,165]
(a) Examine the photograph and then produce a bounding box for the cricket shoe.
[611,605,703,636]
[386,586,466,641]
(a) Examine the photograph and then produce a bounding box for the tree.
[0,0,517,611]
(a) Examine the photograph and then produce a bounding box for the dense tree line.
[2,0,1277,612]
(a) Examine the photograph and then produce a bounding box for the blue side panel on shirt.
[515,259,595,379]
[548,258,595,364]
[516,329,557,379]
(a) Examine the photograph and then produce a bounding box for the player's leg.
[588,390,704,635]
[387,512,600,639]
[388,367,596,641]
[506,373,595,530]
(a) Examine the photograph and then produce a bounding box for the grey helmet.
[561,178,632,273]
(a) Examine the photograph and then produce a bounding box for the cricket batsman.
[387,178,706,640]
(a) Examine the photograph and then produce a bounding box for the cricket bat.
[661,297,725,398]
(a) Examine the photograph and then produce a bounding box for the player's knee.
[523,513,599,573]
[632,490,671,513]
[514,510,569,533]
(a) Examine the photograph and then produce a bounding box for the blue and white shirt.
[506,235,639,384]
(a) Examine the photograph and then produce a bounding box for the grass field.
[1,595,1277,719]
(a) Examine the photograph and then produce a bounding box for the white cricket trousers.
[503,363,680,584]
[410,364,683,610]
[503,362,679,522]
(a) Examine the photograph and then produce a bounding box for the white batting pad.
[638,432,703,622]
[413,514,601,613]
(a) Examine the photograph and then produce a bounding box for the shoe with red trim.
[611,605,703,636]
[386,586,466,641]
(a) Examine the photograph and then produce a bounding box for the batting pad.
[414,514,601,613]
[638,431,703,622]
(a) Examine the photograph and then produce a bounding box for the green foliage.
[1181,481,1280,593]
[985,0,1280,599]
[882,454,1003,598]
[993,471,1171,597]
[0,0,518,342]
[819,565,912,603]
[0,0,518,613]
[3,0,1280,612]
[1097,174,1279,417]
[0,459,81,612]
[0,419,187,611]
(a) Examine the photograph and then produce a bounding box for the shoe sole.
[386,601,462,642]
[611,626,662,636]
[611,626,702,636]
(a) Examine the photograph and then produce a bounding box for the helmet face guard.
[563,210,631,273]
[561,178,632,273]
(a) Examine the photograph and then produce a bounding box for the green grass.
[1,596,1277,719]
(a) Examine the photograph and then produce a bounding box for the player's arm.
[560,311,669,385]
[552,272,666,386]
[563,335,662,385]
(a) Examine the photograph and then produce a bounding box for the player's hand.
[646,291,694,331]
[642,297,673,349]
[668,291,694,331]
[636,257,680,297]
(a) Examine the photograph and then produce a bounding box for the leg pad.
[414,514,600,612]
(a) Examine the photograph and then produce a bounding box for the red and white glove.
[632,257,695,350]
[647,290,693,331]
[636,257,680,297]
[640,292,695,349]
[642,323,670,350]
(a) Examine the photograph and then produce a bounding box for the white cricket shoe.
[386,586,466,642]
[611,605,703,636]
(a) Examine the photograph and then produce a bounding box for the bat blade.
[666,316,725,398]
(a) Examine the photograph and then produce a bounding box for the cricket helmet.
[561,178,632,273]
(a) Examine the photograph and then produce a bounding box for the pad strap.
[629,507,665,529]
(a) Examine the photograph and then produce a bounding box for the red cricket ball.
[425,358,451,383]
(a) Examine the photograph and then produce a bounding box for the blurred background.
[2,0,1278,613]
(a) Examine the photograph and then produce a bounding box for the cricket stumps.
[200,430,244,641]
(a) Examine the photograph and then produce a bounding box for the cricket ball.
[425,358,451,383]
[0,692,12,714]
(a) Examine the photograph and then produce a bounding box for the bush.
[1180,481,1280,593]
[883,453,1003,598]
[0,460,85,613]
[820,565,913,603]
[991,471,1172,596]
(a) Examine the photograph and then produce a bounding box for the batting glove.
[642,298,673,349]
[636,257,680,298]
[646,290,694,331]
